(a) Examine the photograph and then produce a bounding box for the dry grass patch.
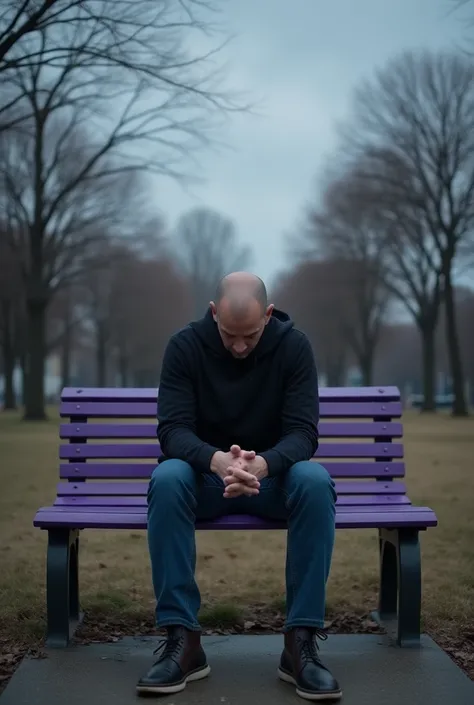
[0,407,473,662]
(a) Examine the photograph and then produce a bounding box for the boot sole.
[278,668,342,701]
[136,664,211,695]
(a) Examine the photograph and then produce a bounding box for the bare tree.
[318,157,442,409]
[457,288,474,399]
[293,168,390,385]
[46,282,85,388]
[447,0,474,54]
[374,322,422,398]
[0,1,249,419]
[173,206,252,317]
[273,260,351,386]
[0,0,63,69]
[339,49,474,416]
[81,242,193,385]
[0,116,147,418]
[1,1,243,129]
[0,225,23,409]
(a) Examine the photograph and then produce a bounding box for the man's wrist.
[210,450,222,473]
[253,455,269,480]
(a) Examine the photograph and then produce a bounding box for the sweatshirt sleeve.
[259,332,319,476]
[157,335,219,472]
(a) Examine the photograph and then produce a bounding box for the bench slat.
[60,442,404,459]
[60,400,403,418]
[60,421,403,439]
[61,385,401,403]
[33,506,438,530]
[53,494,411,507]
[56,480,407,496]
[59,462,406,480]
[41,504,424,515]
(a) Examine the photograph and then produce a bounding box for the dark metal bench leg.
[46,528,83,647]
[69,536,80,622]
[378,534,398,622]
[372,528,422,647]
[396,528,421,646]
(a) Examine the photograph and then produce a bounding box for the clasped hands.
[210,444,268,498]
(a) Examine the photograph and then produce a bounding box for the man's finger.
[224,482,259,498]
[240,449,256,460]
[230,444,241,455]
[228,466,260,485]
[224,472,259,487]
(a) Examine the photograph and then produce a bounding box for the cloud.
[150,0,464,286]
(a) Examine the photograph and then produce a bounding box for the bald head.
[215,272,268,315]
[210,272,273,359]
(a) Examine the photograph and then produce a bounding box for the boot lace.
[152,632,184,664]
[297,628,327,664]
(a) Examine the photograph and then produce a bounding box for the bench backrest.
[56,386,406,507]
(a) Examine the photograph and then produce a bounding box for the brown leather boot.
[136,625,210,695]
[278,627,342,701]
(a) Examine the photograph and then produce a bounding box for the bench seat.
[35,506,437,530]
[33,385,438,650]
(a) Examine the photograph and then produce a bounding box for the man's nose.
[232,341,247,354]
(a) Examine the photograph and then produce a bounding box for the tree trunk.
[1,300,16,410]
[20,353,26,405]
[325,355,346,386]
[420,324,436,412]
[118,352,129,386]
[23,299,47,420]
[358,347,374,386]
[96,323,107,387]
[60,295,73,389]
[444,270,468,417]
[61,327,71,388]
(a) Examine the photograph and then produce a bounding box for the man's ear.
[264,304,274,323]
[209,301,218,322]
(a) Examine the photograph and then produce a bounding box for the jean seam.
[282,486,299,626]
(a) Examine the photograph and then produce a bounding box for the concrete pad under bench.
[1,634,473,705]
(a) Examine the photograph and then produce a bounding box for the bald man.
[137,272,341,701]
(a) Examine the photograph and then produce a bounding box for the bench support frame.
[46,528,83,647]
[42,526,424,649]
[373,527,422,647]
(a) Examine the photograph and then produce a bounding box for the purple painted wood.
[59,442,404,459]
[56,480,407,496]
[53,494,411,507]
[59,461,406,480]
[32,506,438,530]
[61,385,401,403]
[60,421,404,439]
[60,400,403,418]
[38,504,425,515]
[34,384,441,539]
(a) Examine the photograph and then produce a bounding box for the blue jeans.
[147,459,337,631]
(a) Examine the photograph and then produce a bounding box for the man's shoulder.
[167,323,195,346]
[282,326,313,353]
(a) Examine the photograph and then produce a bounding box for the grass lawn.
[0,407,473,685]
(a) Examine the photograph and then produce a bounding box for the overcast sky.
[152,0,467,290]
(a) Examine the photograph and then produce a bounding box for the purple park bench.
[33,385,437,650]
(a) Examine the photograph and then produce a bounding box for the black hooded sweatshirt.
[156,306,319,476]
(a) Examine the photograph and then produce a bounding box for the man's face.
[211,299,273,359]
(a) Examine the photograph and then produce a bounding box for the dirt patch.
[0,638,46,694]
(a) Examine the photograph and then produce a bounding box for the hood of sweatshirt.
[189,305,295,361]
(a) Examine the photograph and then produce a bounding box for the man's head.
[210,272,274,359]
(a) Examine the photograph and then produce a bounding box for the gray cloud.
[152,0,464,289]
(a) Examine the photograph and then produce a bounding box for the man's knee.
[287,461,336,503]
[148,459,196,501]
